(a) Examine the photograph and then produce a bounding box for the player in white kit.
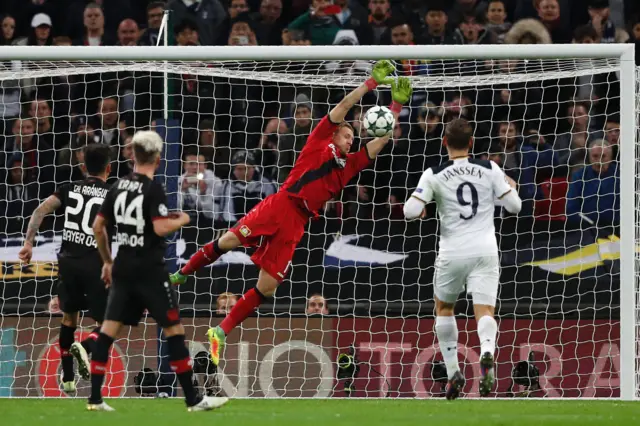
[403,118,522,399]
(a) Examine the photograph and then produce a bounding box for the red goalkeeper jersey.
[281,115,372,214]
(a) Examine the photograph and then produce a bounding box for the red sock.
[219,288,265,335]
[181,241,222,275]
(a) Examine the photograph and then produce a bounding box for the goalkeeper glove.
[365,60,395,89]
[389,77,413,114]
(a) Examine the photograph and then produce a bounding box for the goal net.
[0,45,637,399]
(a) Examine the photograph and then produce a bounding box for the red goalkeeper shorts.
[230,192,310,282]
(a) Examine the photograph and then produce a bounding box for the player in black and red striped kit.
[170,60,413,366]
[19,144,112,394]
[89,131,227,412]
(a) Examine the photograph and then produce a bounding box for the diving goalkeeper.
[171,60,413,365]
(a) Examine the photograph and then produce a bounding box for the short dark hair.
[182,146,202,160]
[445,118,473,150]
[388,16,411,31]
[83,143,111,175]
[573,24,598,42]
[147,1,166,11]
[174,18,198,35]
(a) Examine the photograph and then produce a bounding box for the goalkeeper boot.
[479,351,495,397]
[206,326,226,366]
[87,401,115,412]
[170,271,187,286]
[188,396,229,412]
[445,370,465,400]
[70,342,90,380]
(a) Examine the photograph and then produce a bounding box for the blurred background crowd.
[0,0,635,244]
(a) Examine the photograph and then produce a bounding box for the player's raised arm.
[18,194,62,263]
[491,161,522,214]
[328,60,395,124]
[365,77,413,159]
[153,212,191,237]
[404,167,434,220]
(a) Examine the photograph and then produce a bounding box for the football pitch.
[1,399,639,426]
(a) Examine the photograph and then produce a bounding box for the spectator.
[28,98,68,150]
[420,2,462,44]
[1,15,15,45]
[93,97,123,147]
[139,2,166,46]
[389,18,414,46]
[367,0,393,44]
[286,0,341,46]
[216,150,277,223]
[3,117,55,195]
[277,94,314,182]
[119,135,135,176]
[175,18,200,46]
[259,117,288,181]
[455,12,496,44]
[74,3,115,46]
[228,13,259,46]
[13,13,53,46]
[405,102,445,186]
[196,119,231,179]
[324,30,372,76]
[604,115,620,146]
[485,0,511,43]
[333,0,373,45]
[504,18,551,44]
[448,0,488,28]
[306,294,328,315]
[179,149,220,222]
[566,139,619,227]
[168,0,227,46]
[534,0,572,43]
[553,102,604,175]
[0,153,40,236]
[495,120,552,212]
[116,19,140,46]
[229,0,250,19]
[629,15,640,41]
[251,0,286,45]
[216,292,238,315]
[588,0,629,43]
[58,136,91,183]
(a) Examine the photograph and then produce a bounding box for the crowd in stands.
[1,0,637,237]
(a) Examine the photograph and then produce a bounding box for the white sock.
[435,316,459,379]
[477,315,498,356]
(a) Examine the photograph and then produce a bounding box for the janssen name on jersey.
[411,158,512,259]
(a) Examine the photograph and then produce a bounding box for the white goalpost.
[0,44,636,400]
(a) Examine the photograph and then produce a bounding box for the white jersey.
[411,158,513,259]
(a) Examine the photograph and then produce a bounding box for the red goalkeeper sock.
[219,288,265,335]
[181,240,224,275]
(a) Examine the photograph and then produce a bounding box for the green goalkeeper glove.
[390,77,413,105]
[370,60,395,85]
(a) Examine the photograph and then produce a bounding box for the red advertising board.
[1,317,620,397]
[334,318,620,398]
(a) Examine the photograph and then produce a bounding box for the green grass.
[1,399,639,426]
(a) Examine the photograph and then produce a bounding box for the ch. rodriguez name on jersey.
[62,184,109,248]
[439,165,485,182]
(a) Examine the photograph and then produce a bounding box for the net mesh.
[0,56,635,398]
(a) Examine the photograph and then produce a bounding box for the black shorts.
[57,255,107,323]
[104,266,180,328]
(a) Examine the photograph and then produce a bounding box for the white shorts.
[433,255,500,307]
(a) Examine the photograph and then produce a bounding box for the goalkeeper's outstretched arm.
[328,60,395,124]
[365,77,413,160]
